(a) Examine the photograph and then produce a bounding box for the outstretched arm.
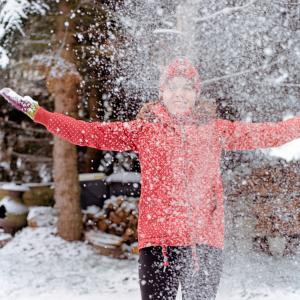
[34,107,143,152]
[216,116,300,151]
[0,87,143,152]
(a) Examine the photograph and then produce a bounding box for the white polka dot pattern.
[33,107,144,152]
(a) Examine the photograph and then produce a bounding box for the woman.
[2,57,300,300]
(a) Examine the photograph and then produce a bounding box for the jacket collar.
[147,102,214,126]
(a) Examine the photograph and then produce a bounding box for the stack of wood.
[82,195,139,257]
[84,230,125,258]
[229,161,300,256]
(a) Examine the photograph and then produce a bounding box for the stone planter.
[0,183,29,234]
[0,196,28,234]
[23,183,54,207]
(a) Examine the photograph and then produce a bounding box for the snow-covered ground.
[1,226,300,300]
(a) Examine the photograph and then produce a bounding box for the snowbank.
[263,138,300,162]
[27,206,57,227]
[0,226,140,300]
[1,226,300,299]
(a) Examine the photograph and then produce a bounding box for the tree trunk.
[48,1,83,241]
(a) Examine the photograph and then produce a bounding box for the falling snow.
[1,0,300,299]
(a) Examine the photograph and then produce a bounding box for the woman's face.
[161,77,198,115]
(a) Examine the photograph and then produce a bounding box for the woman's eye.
[167,85,193,91]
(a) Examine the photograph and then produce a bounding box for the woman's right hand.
[0,87,40,119]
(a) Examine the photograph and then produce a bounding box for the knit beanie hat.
[159,57,201,93]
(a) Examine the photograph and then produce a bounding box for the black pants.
[138,244,223,300]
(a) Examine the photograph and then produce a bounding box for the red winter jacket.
[33,102,300,265]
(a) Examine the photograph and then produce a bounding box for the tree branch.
[202,57,282,85]
[11,151,52,162]
[260,83,300,88]
[17,136,52,143]
[5,120,51,134]
[195,0,258,22]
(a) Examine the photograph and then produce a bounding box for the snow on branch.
[0,45,8,66]
[0,0,49,68]
[202,57,283,85]
[195,0,258,23]
[153,28,183,35]
[263,83,300,88]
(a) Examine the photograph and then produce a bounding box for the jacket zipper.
[180,123,200,273]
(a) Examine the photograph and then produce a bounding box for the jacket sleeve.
[216,116,300,151]
[33,107,144,152]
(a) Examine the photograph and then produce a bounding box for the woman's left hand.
[0,87,40,119]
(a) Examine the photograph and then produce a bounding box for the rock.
[84,230,124,258]
[27,206,57,228]
[267,236,287,257]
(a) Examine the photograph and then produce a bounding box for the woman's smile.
[161,77,198,115]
